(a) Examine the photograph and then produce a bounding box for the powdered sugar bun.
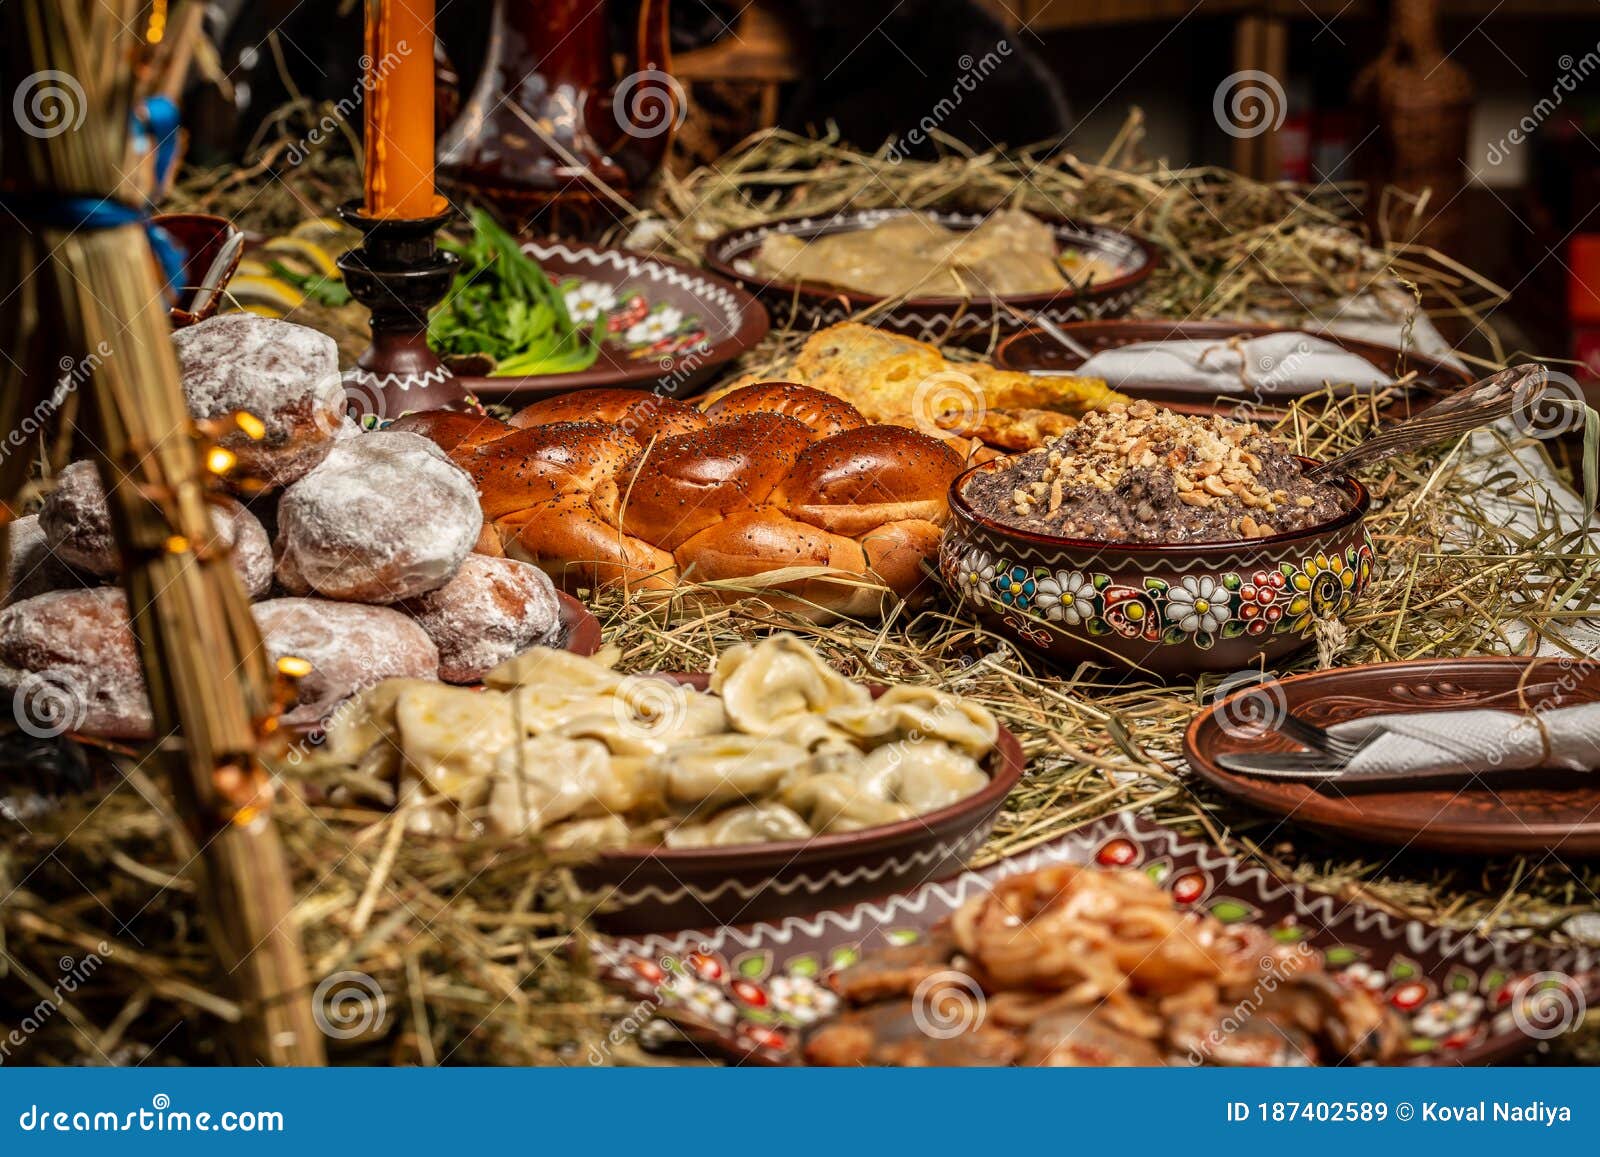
[38,461,120,576]
[252,597,439,726]
[173,314,344,491]
[398,554,561,683]
[0,587,153,739]
[3,515,76,606]
[38,461,275,596]
[210,496,273,599]
[273,430,483,603]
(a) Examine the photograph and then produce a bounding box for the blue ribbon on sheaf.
[134,94,182,190]
[0,96,188,293]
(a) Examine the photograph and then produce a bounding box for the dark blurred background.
[193,0,1600,383]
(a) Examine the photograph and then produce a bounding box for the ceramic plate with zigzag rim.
[704,209,1158,345]
[592,810,1596,1066]
[449,239,769,402]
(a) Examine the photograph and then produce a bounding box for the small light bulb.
[207,446,237,474]
[235,411,267,440]
[165,534,190,554]
[276,655,313,678]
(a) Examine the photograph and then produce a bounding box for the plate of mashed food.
[593,812,1597,1066]
[705,208,1159,343]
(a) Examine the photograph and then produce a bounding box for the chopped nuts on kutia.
[966,401,1351,544]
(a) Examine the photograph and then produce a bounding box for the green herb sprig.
[429,209,603,377]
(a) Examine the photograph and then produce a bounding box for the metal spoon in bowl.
[1305,363,1550,480]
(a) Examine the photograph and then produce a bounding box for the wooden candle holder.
[336,200,475,418]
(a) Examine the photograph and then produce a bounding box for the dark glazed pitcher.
[438,0,676,238]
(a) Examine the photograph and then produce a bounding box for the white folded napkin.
[1326,704,1600,777]
[1076,332,1392,395]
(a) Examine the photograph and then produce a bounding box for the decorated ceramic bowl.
[572,676,1026,934]
[939,458,1374,677]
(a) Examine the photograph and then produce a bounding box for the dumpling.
[782,770,910,834]
[665,803,813,848]
[298,677,437,784]
[804,738,871,781]
[869,740,989,812]
[711,633,870,734]
[488,649,631,733]
[543,815,632,853]
[767,712,859,753]
[595,676,729,752]
[394,684,518,800]
[829,684,999,757]
[485,646,623,694]
[488,736,644,836]
[656,733,807,808]
[397,770,457,837]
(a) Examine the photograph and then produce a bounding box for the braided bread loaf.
[393,384,964,617]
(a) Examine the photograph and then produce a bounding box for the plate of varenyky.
[591,811,1596,1066]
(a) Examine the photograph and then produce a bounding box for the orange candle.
[363,0,438,219]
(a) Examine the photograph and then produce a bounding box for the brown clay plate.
[704,209,1158,345]
[552,591,602,657]
[449,238,770,402]
[591,810,1597,1065]
[1185,656,1600,856]
[572,676,1025,935]
[997,320,1474,417]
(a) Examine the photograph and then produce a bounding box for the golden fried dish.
[710,323,1125,451]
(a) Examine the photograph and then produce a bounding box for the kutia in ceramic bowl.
[573,676,1026,934]
[939,457,1374,678]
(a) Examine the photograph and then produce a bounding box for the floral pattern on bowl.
[593,811,1597,1066]
[948,540,1375,652]
[938,456,1374,676]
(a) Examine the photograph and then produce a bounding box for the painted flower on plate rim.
[768,975,839,1024]
[625,305,685,345]
[563,280,618,323]
[1410,991,1483,1039]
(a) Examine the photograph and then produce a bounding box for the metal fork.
[1271,710,1369,761]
